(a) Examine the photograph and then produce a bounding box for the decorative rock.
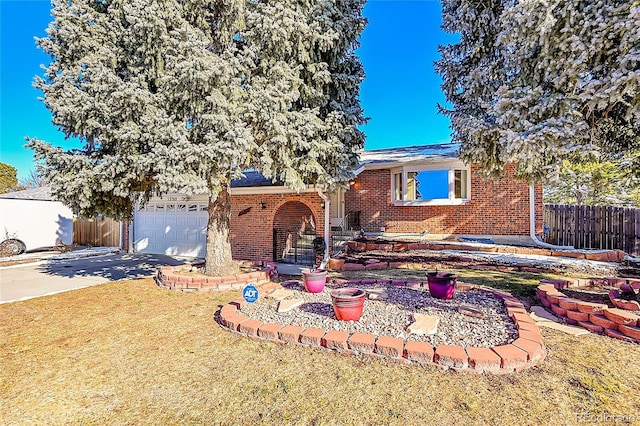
[277,298,305,313]
[529,306,558,322]
[407,314,439,336]
[241,283,521,348]
[457,306,486,319]
[366,288,387,300]
[267,288,295,300]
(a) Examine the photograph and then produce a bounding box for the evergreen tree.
[28,0,366,275]
[0,162,18,193]
[544,154,640,207]
[437,0,639,182]
[435,0,507,177]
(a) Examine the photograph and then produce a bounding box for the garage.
[0,187,74,254]
[133,200,208,257]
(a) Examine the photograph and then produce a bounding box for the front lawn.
[1,270,639,425]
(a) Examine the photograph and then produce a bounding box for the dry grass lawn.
[1,269,640,425]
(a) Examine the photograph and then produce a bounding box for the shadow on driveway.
[35,253,197,281]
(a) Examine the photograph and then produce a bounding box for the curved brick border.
[217,280,546,374]
[327,242,625,272]
[155,261,278,291]
[536,278,640,344]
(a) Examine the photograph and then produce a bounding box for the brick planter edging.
[536,279,640,344]
[155,261,278,291]
[217,280,546,374]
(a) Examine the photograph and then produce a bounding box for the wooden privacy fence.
[73,217,121,247]
[543,204,640,256]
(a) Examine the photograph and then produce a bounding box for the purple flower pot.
[331,288,366,321]
[427,272,457,300]
[301,268,327,293]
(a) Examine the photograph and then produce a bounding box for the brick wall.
[344,165,542,236]
[229,192,325,261]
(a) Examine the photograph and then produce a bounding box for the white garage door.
[134,202,208,257]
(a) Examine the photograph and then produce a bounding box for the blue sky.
[0,0,455,180]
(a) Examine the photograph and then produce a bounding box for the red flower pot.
[331,288,366,321]
[427,272,457,300]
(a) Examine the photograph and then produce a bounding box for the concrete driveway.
[0,253,197,304]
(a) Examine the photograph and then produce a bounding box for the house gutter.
[529,185,573,250]
[317,189,331,269]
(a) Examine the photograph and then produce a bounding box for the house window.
[391,163,470,206]
[407,170,450,200]
[454,169,468,199]
[393,172,403,201]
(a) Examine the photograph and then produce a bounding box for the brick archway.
[273,201,317,263]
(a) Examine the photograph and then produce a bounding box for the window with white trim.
[391,163,470,206]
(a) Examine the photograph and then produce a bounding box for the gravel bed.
[241,282,519,348]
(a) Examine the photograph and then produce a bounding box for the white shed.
[0,187,73,254]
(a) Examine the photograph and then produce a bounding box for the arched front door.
[272,201,317,265]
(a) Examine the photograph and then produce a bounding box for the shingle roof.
[229,144,461,187]
[0,186,55,201]
[231,170,283,188]
[358,143,460,167]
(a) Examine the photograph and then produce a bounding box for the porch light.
[259,201,266,210]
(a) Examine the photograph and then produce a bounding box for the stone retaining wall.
[327,242,625,273]
[218,281,546,374]
[335,241,625,265]
[536,279,640,344]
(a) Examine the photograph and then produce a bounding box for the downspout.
[317,188,331,269]
[529,184,573,250]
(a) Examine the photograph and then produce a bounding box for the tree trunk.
[204,183,238,276]
[121,219,130,252]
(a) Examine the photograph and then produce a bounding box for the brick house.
[132,143,542,262]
